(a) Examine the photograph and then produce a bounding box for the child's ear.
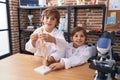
[56,21,59,27]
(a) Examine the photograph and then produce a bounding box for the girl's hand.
[49,62,65,70]
[39,34,56,44]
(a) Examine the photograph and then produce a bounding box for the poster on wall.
[109,0,120,10]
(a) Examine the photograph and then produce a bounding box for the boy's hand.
[30,33,38,41]
[39,34,56,44]
[30,33,38,47]
[49,62,65,70]
[47,56,55,63]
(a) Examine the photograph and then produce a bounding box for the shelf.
[19,4,106,10]
[20,29,35,32]
[19,6,41,10]
[87,32,120,36]
[73,4,106,9]
[87,32,101,36]
[19,6,69,10]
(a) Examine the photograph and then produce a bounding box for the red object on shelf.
[93,28,101,33]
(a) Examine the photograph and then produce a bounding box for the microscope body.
[93,48,116,80]
[90,31,117,80]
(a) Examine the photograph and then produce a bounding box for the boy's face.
[43,15,57,32]
[72,30,86,48]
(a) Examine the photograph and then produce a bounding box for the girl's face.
[72,30,86,48]
[43,15,57,32]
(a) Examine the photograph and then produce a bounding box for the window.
[0,3,8,29]
[0,0,6,2]
[0,0,11,59]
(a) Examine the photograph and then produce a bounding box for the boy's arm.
[55,32,68,51]
[25,28,40,53]
[25,39,37,53]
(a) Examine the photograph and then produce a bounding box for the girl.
[25,8,68,62]
[48,27,92,70]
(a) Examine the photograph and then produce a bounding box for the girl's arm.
[49,62,65,70]
[60,49,91,69]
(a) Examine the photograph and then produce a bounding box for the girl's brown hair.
[71,27,87,41]
[41,7,60,27]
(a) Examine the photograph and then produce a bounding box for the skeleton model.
[40,28,47,66]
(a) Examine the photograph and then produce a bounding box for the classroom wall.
[9,0,19,54]
[9,0,120,54]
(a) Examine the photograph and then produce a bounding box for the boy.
[25,8,68,62]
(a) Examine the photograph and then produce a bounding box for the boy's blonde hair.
[41,7,60,27]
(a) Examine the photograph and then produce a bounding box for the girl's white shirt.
[25,25,68,59]
[59,43,91,69]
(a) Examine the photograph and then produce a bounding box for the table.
[0,53,95,80]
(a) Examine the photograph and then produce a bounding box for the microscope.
[89,31,120,80]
